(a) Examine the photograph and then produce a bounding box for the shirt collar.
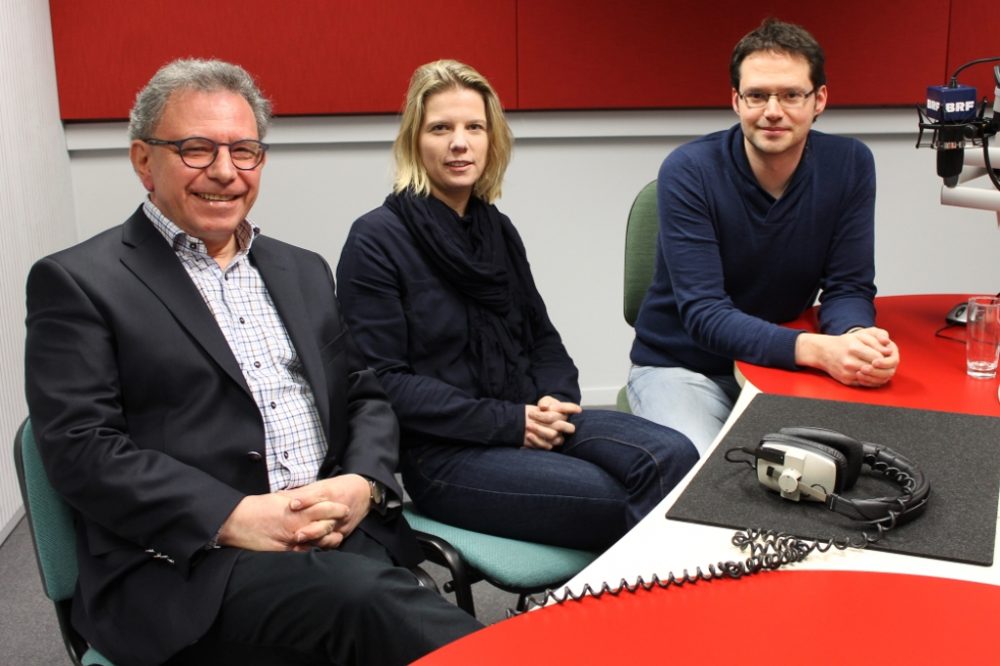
[142,197,260,256]
[728,123,814,198]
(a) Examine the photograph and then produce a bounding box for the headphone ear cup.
[769,436,849,494]
[794,439,848,493]
[779,427,864,490]
[830,439,863,489]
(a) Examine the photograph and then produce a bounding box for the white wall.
[65,108,1000,407]
[0,1,77,540]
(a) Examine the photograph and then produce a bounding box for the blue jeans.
[400,409,698,551]
[627,365,742,456]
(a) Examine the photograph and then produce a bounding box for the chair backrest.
[14,418,79,602]
[623,180,660,326]
[14,417,99,665]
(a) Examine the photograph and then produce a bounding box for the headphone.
[725,426,931,528]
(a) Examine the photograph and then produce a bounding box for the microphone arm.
[938,146,1000,227]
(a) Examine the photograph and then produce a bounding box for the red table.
[738,293,1000,417]
[416,294,1000,664]
[415,570,1000,664]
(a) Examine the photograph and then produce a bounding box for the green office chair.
[13,418,117,666]
[617,180,660,412]
[403,503,597,617]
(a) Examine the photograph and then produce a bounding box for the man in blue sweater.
[628,18,900,453]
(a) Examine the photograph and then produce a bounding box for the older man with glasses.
[25,58,481,666]
[627,18,900,454]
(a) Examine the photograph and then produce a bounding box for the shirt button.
[282,451,289,460]
[270,402,277,409]
[246,451,263,462]
[239,317,246,324]
[254,361,261,368]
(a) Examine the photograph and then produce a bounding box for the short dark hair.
[730,18,826,90]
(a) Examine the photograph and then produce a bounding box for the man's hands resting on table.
[795,326,900,387]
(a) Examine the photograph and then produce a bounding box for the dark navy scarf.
[384,191,538,401]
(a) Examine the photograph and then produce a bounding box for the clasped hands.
[795,326,900,387]
[218,473,371,553]
[523,395,582,450]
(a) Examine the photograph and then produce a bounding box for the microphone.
[935,124,966,187]
[926,84,977,187]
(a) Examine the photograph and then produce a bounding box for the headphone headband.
[828,442,930,526]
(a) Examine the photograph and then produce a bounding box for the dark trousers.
[403,408,699,551]
[163,530,482,666]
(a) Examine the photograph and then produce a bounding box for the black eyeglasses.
[142,136,269,170]
[737,89,816,109]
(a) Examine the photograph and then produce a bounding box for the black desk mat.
[666,394,1000,566]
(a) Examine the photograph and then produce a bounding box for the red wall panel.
[48,0,998,119]
[516,0,952,109]
[50,0,517,120]
[946,0,999,106]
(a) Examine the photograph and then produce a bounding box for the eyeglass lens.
[741,90,812,109]
[178,138,266,169]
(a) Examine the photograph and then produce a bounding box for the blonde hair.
[393,60,513,203]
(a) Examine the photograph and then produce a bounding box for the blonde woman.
[336,60,697,551]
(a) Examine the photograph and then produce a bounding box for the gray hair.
[128,58,272,140]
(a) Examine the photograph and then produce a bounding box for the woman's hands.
[523,395,582,449]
